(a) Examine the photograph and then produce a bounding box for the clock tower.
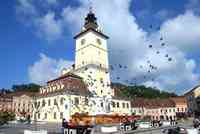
[73,9,113,113]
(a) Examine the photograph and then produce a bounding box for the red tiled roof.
[47,73,82,84]
[170,97,187,105]
[41,73,89,96]
[131,98,176,108]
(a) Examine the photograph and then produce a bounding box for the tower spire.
[88,0,93,13]
[84,1,98,30]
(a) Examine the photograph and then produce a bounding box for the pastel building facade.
[185,85,200,115]
[34,73,131,122]
[170,97,188,118]
[12,92,35,119]
[0,93,13,112]
[131,98,176,121]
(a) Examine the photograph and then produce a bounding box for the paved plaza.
[0,123,62,134]
[0,119,195,134]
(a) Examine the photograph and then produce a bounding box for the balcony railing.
[76,61,109,71]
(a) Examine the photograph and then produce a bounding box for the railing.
[76,61,109,71]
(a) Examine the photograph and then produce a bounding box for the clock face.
[97,38,101,45]
[81,39,85,45]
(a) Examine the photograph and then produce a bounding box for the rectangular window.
[60,98,64,105]
[117,102,119,108]
[85,98,89,105]
[101,102,104,107]
[54,99,57,105]
[74,97,79,105]
[127,103,129,108]
[42,100,45,107]
[38,113,40,119]
[112,101,115,108]
[122,103,125,108]
[48,99,51,106]
[45,113,47,119]
[54,112,57,119]
[60,112,63,119]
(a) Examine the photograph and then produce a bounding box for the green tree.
[0,112,15,126]
[12,83,41,92]
[112,83,177,99]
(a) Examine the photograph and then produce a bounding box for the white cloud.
[46,0,58,5]
[16,0,36,15]
[155,9,171,20]
[16,0,38,25]
[16,0,62,41]
[28,53,73,84]
[185,0,200,14]
[159,11,200,53]
[60,0,200,93]
[36,12,63,41]
[17,0,200,93]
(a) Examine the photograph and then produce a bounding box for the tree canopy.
[0,111,15,126]
[112,83,177,99]
[11,83,41,92]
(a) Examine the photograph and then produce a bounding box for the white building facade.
[33,10,131,122]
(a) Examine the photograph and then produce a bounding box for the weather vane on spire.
[88,0,93,13]
[84,0,98,30]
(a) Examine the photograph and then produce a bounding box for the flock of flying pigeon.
[79,24,174,91]
[108,25,174,87]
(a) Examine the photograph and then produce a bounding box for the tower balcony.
[75,61,109,72]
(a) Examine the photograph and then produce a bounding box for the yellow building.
[12,92,35,119]
[185,85,200,115]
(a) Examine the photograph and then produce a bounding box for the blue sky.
[0,0,200,94]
